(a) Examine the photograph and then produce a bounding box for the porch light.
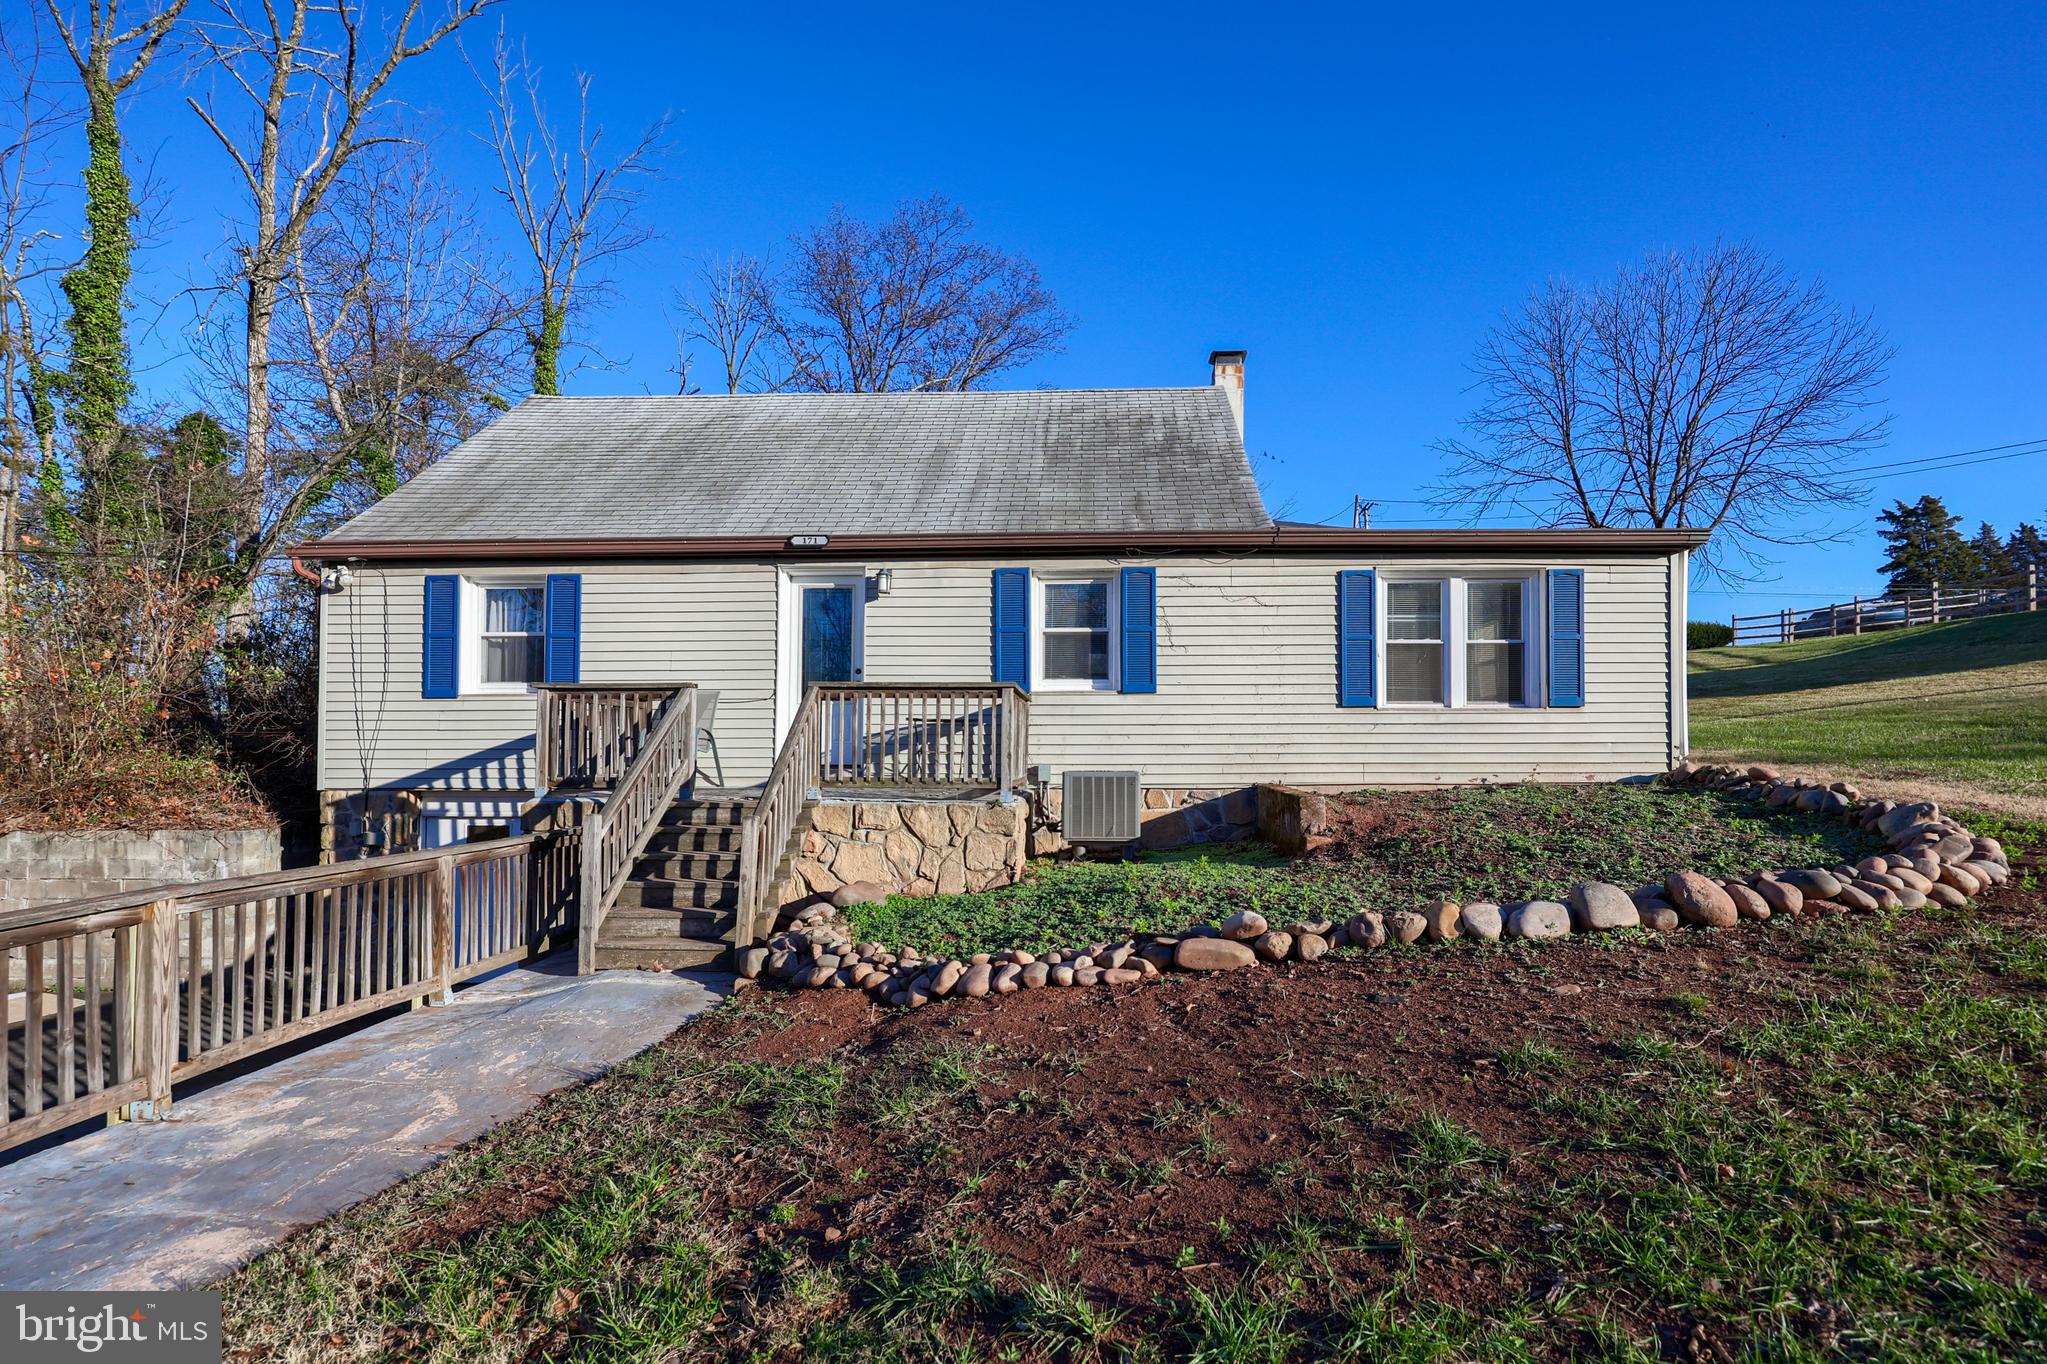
[873,568,893,595]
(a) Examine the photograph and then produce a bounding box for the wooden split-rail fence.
[1728,569,2040,646]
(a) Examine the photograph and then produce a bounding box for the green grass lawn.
[1690,612,2047,809]
[840,784,1877,958]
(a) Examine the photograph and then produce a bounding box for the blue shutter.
[991,568,1030,690]
[1119,567,1157,694]
[1337,570,1376,707]
[544,574,582,684]
[422,575,459,698]
[1547,568,1585,707]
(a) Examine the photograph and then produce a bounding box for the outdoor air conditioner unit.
[1062,769,1142,846]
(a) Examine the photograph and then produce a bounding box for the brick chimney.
[1208,349,1245,440]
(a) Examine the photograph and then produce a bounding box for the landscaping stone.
[830,880,890,909]
[739,947,769,979]
[1926,883,1968,908]
[1175,938,1258,971]
[1252,930,1293,963]
[958,963,993,998]
[1345,912,1386,949]
[1021,962,1050,989]
[1423,900,1461,943]
[1385,911,1428,944]
[1566,882,1638,932]
[1221,910,1268,941]
[1458,903,1503,941]
[1780,868,1843,899]
[931,960,966,996]
[1831,884,1880,912]
[1504,901,1570,939]
[1103,968,1143,985]
[1294,933,1329,962]
[1050,964,1076,987]
[1664,871,1738,927]
[1720,882,1770,921]
[1636,901,1680,931]
[1750,877,1802,917]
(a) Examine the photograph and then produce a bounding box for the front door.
[794,578,865,768]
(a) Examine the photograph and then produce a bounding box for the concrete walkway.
[0,957,728,1291]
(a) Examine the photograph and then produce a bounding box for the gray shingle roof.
[318,387,1271,544]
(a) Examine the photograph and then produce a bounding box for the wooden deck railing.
[734,684,1030,946]
[1730,570,2040,645]
[535,683,683,789]
[814,684,1030,791]
[576,687,699,973]
[1,832,578,1153]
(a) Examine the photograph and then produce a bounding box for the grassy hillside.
[1689,611,2047,813]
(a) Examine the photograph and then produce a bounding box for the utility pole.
[1351,496,1374,529]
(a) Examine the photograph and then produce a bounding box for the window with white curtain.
[1385,580,1446,704]
[1466,580,1527,705]
[479,584,545,686]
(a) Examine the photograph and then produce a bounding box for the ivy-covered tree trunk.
[61,73,141,537]
[528,294,568,396]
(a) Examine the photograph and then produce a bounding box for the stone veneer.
[0,826,281,914]
[780,797,1029,908]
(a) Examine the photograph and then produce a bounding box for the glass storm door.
[800,582,863,769]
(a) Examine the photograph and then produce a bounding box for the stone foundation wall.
[0,826,281,914]
[781,797,1029,908]
[319,789,424,861]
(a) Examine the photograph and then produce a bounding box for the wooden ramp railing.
[1,832,577,1154]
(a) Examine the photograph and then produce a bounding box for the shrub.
[1688,620,1733,649]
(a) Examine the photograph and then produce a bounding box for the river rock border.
[737,763,2016,1007]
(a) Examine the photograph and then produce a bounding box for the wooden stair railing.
[576,686,699,974]
[733,684,1031,950]
[737,685,824,950]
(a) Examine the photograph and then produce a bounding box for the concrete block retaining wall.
[0,826,281,915]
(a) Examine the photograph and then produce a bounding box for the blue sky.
[104,1,2047,617]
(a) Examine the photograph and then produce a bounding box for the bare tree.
[272,138,523,533]
[680,195,1074,394]
[470,23,664,396]
[1435,243,1890,576]
[0,8,74,593]
[676,251,779,394]
[184,0,496,601]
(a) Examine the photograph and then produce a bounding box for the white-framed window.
[1034,573,1117,691]
[467,578,546,693]
[1379,574,1539,708]
[1465,578,1528,706]
[1385,580,1446,705]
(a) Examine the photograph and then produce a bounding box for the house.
[301,351,1701,969]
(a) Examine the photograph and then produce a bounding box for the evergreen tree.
[1969,521,2015,579]
[2008,522,2047,579]
[1876,496,1980,591]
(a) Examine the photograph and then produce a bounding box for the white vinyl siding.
[318,550,1680,796]
[861,553,1676,787]
[316,561,778,793]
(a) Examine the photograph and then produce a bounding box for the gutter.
[295,526,1712,564]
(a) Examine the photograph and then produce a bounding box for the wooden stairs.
[589,792,812,970]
